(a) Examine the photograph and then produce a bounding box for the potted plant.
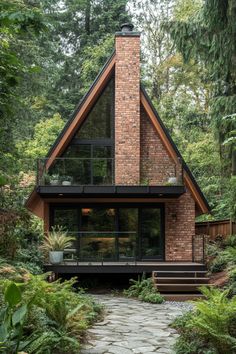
[41,226,75,264]
[167,176,178,185]
[50,174,60,185]
[61,175,72,186]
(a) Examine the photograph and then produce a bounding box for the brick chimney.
[115,24,141,185]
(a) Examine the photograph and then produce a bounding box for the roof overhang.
[36,185,185,199]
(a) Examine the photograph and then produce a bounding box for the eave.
[36,185,185,199]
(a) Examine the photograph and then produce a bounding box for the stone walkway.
[81,295,186,354]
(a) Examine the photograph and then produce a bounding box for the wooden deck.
[44,261,206,274]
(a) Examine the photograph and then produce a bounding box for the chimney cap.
[120,23,134,32]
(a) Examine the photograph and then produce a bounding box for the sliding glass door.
[140,208,163,260]
[80,207,116,261]
[51,205,164,261]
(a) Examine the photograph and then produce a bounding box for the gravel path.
[81,295,189,354]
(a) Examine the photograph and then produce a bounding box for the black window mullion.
[90,145,93,184]
[116,208,119,261]
[138,208,142,261]
[77,208,81,261]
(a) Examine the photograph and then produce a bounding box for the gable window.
[46,77,114,185]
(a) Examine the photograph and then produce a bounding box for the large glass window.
[53,77,115,185]
[51,205,164,261]
[118,209,138,260]
[141,208,162,259]
[80,208,116,261]
[76,77,114,139]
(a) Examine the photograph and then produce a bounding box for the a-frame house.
[26,24,210,289]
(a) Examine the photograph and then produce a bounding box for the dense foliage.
[129,0,235,219]
[206,234,236,274]
[0,265,102,354]
[172,287,236,354]
[0,0,235,221]
[124,275,164,304]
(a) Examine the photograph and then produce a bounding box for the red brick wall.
[114,32,195,261]
[115,33,140,185]
[140,106,176,185]
[165,190,195,261]
[140,106,195,261]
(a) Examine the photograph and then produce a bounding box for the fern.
[124,275,164,304]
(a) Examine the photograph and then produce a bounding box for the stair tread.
[153,270,207,273]
[157,283,209,286]
[153,277,209,280]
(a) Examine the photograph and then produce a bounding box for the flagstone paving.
[81,295,189,354]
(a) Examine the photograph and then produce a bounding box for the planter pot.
[49,251,63,264]
[62,181,71,186]
[50,180,59,186]
[167,177,178,185]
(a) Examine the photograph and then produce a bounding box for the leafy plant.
[124,275,164,304]
[41,226,75,252]
[209,255,228,273]
[223,235,236,248]
[0,267,102,354]
[173,287,236,354]
[0,282,32,353]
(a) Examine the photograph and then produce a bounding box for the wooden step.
[155,283,209,293]
[151,264,206,272]
[153,270,207,278]
[162,293,205,301]
[154,277,210,284]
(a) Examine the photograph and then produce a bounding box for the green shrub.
[124,275,164,304]
[173,287,236,354]
[228,268,236,297]
[209,245,236,273]
[223,235,236,248]
[0,266,102,354]
[209,255,228,273]
[206,243,220,257]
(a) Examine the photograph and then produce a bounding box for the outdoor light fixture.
[172,213,177,221]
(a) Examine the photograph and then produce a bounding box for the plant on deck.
[124,275,164,304]
[41,226,75,252]
[172,286,236,354]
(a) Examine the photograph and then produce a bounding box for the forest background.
[1,0,235,224]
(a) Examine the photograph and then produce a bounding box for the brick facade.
[113,30,196,261]
[140,106,176,185]
[140,105,195,261]
[115,33,140,185]
[165,191,195,261]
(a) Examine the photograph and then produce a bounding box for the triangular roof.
[26,50,210,215]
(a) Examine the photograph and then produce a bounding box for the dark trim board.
[37,185,185,198]
[44,262,206,274]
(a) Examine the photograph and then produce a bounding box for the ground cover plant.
[206,235,236,274]
[172,286,236,354]
[0,264,102,354]
[124,275,164,304]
